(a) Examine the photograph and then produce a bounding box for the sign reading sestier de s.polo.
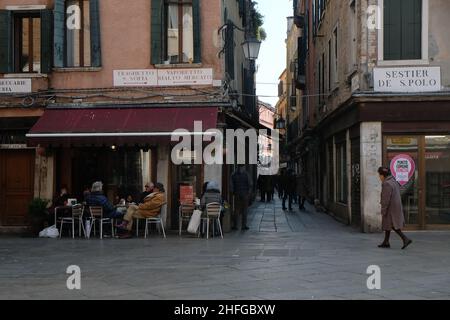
[374,66,441,93]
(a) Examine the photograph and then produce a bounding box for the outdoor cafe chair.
[178,202,195,236]
[58,204,85,239]
[204,202,223,239]
[144,203,167,238]
[88,206,114,239]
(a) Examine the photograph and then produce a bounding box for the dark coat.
[281,173,297,194]
[86,191,115,217]
[380,176,405,231]
[231,170,252,196]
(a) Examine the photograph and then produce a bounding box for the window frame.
[64,0,91,68]
[12,11,41,73]
[377,0,429,66]
[164,0,194,64]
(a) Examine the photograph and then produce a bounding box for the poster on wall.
[390,154,416,186]
[179,185,194,204]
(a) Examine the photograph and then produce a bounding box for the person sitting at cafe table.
[201,181,222,208]
[85,181,124,219]
[116,183,165,238]
[48,185,71,225]
[138,182,154,204]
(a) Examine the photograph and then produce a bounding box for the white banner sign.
[374,67,441,92]
[113,68,214,87]
[157,69,213,86]
[113,70,158,87]
[0,79,32,94]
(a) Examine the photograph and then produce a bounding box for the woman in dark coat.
[378,167,412,249]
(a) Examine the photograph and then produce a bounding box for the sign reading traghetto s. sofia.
[374,66,441,93]
[0,79,32,94]
[113,68,213,87]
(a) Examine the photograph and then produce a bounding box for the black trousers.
[283,193,294,210]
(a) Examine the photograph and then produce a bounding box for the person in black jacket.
[282,170,297,211]
[231,165,252,231]
[85,181,124,219]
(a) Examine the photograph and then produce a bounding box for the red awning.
[27,107,218,147]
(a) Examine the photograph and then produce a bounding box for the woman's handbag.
[187,209,202,234]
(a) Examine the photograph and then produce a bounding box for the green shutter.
[384,0,402,60]
[401,0,422,60]
[0,10,12,73]
[193,0,201,63]
[40,10,53,74]
[53,0,65,68]
[151,0,163,65]
[90,0,102,67]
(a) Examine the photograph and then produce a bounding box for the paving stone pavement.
[1,198,450,300]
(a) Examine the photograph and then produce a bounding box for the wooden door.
[0,150,35,226]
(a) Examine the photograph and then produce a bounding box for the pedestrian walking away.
[231,165,252,231]
[378,167,413,249]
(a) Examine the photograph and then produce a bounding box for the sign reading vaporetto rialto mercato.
[113,68,213,87]
[374,66,441,92]
[0,78,32,94]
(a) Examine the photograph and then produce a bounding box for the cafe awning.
[26,106,218,147]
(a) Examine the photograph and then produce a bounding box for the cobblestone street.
[1,199,450,300]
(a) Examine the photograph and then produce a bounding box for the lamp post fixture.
[242,37,261,61]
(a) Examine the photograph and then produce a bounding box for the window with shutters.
[165,0,194,64]
[0,10,52,74]
[53,0,101,68]
[65,0,91,67]
[383,0,422,61]
[151,0,200,65]
[13,13,41,73]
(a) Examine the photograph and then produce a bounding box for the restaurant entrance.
[57,148,143,203]
[385,135,450,229]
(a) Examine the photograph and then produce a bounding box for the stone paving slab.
[1,199,450,300]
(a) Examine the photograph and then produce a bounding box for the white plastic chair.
[205,202,223,239]
[89,206,114,239]
[59,204,85,239]
[144,203,167,238]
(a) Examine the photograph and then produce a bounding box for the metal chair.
[88,206,114,239]
[205,202,223,239]
[59,204,85,239]
[178,202,195,236]
[144,203,167,238]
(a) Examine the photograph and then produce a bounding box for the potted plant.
[28,198,50,236]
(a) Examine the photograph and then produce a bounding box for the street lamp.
[242,37,261,61]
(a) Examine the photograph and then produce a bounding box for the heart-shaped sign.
[390,154,416,186]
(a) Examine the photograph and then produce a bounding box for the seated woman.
[201,181,222,208]
[48,186,71,225]
[117,183,165,238]
[85,181,124,219]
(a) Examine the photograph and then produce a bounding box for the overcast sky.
[255,0,293,107]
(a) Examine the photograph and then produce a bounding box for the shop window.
[54,0,101,68]
[0,10,52,73]
[151,0,201,65]
[336,142,347,204]
[383,0,422,60]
